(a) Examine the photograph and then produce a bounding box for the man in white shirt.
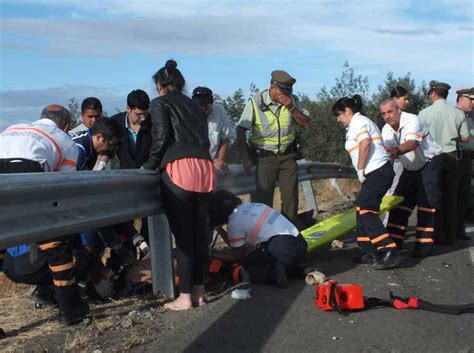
[380,98,442,258]
[0,105,90,325]
[69,97,103,133]
[192,87,231,174]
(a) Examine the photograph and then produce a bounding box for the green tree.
[368,72,430,127]
[249,82,260,96]
[299,62,369,163]
[329,61,370,99]
[217,84,263,163]
[220,88,246,125]
[67,98,81,128]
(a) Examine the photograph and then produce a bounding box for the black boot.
[373,249,401,270]
[393,240,404,250]
[32,285,57,308]
[412,246,432,259]
[457,228,472,240]
[352,252,377,265]
[57,285,90,325]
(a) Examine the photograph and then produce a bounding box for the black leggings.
[161,171,211,294]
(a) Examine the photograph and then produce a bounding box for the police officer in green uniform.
[456,87,474,240]
[418,81,470,245]
[237,70,310,223]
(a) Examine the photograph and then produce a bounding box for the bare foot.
[164,295,192,311]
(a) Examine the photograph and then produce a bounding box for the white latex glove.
[93,160,107,171]
[94,279,115,299]
[357,169,366,183]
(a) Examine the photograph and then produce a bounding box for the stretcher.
[301,195,404,252]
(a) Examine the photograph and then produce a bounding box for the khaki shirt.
[460,112,474,151]
[418,99,469,153]
[237,90,305,130]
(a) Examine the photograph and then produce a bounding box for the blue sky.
[0,0,473,130]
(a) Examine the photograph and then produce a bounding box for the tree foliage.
[298,62,371,163]
[67,98,81,128]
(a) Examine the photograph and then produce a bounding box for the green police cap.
[271,70,296,93]
[429,80,451,92]
[456,87,474,99]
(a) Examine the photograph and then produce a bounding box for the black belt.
[255,233,302,250]
[252,146,296,158]
[0,158,43,171]
[443,150,462,161]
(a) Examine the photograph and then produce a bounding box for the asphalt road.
[141,227,474,353]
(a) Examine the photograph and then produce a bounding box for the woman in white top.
[332,95,400,270]
[209,190,308,288]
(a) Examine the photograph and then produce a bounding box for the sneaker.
[373,249,401,270]
[274,261,289,289]
[352,252,377,265]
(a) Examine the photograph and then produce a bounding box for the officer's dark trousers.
[436,152,463,244]
[160,170,211,294]
[457,150,472,237]
[0,158,83,312]
[356,162,396,253]
[387,155,441,251]
[243,234,307,284]
[255,153,298,223]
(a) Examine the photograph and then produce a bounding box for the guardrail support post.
[301,180,318,218]
[148,213,175,299]
[330,178,344,197]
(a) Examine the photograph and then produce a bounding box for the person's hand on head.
[277,93,293,108]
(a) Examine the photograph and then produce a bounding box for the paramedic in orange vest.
[332,95,400,270]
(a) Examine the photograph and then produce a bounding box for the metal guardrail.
[0,162,355,298]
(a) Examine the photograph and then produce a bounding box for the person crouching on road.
[332,95,400,270]
[209,190,308,288]
[0,105,90,325]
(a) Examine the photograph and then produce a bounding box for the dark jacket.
[142,91,211,170]
[70,130,97,170]
[110,112,152,169]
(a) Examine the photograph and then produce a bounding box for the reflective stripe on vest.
[249,92,296,153]
[5,127,63,171]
